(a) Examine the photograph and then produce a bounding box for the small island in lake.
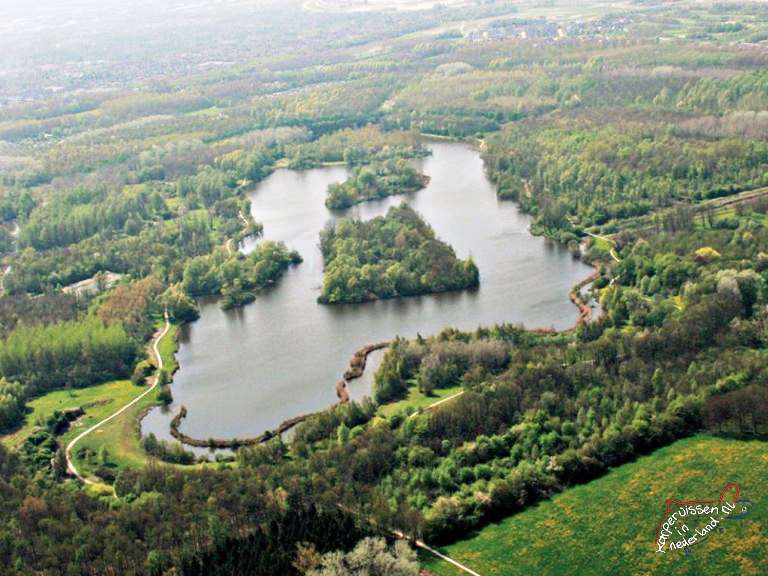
[318,203,479,304]
[325,159,430,209]
[180,240,302,311]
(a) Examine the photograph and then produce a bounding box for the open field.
[422,435,768,576]
[377,384,463,418]
[1,321,180,478]
[71,322,180,477]
[1,379,145,450]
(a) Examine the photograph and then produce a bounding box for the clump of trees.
[97,277,164,339]
[319,204,479,304]
[182,240,302,309]
[326,160,429,209]
[0,317,136,395]
[142,433,197,465]
[161,284,200,321]
[293,399,377,444]
[373,335,509,403]
[704,384,768,435]
[0,293,85,339]
[0,378,25,432]
[302,538,419,576]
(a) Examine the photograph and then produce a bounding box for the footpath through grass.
[1,320,180,479]
[72,321,179,477]
[1,380,142,451]
[71,383,162,477]
[377,384,464,419]
[422,434,767,576]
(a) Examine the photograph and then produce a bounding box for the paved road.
[65,312,171,485]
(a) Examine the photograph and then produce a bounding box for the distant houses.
[462,15,632,45]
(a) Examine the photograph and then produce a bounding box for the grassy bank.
[71,321,179,477]
[70,384,162,476]
[1,320,181,479]
[377,384,463,418]
[1,380,144,451]
[422,435,767,576]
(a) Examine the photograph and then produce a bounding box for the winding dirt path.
[408,390,465,419]
[416,539,482,576]
[582,229,620,263]
[65,311,171,485]
[391,530,482,576]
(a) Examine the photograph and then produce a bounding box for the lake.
[142,141,594,443]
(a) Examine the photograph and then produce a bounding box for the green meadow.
[422,435,767,576]
[1,379,144,451]
[377,384,464,418]
[72,322,180,477]
[2,321,181,478]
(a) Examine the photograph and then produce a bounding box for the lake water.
[142,142,594,443]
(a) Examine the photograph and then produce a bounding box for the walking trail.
[65,311,171,485]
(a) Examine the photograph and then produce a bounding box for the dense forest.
[483,117,768,238]
[318,204,479,304]
[0,0,767,574]
[285,126,429,169]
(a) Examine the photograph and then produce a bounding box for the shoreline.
[568,262,601,327]
[343,341,390,382]
[162,254,600,452]
[336,341,391,403]
[168,340,392,450]
[144,139,606,453]
[169,405,318,449]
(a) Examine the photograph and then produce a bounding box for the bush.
[132,360,155,385]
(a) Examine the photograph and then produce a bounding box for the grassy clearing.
[422,435,768,576]
[1,380,144,450]
[71,322,179,476]
[592,235,613,251]
[377,384,463,418]
[1,320,181,480]
[71,385,161,476]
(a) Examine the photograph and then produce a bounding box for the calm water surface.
[143,142,593,442]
